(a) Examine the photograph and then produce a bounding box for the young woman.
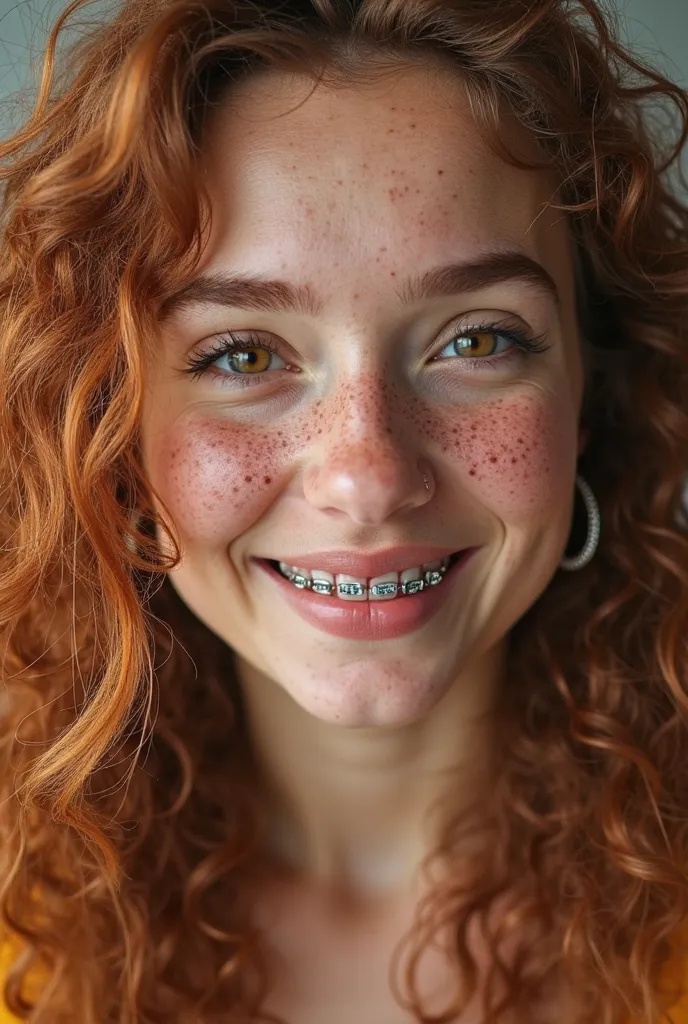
[1,0,688,1021]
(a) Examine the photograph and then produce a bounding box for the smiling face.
[141,61,585,728]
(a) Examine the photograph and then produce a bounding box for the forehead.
[196,64,571,307]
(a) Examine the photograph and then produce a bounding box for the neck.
[235,640,506,905]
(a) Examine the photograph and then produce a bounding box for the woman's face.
[142,64,585,727]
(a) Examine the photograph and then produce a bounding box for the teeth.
[291,566,312,590]
[400,566,425,596]
[424,560,445,587]
[276,554,456,599]
[310,568,335,596]
[368,571,399,601]
[336,574,368,601]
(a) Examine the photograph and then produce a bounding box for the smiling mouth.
[266,551,463,600]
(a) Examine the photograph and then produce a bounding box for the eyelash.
[181,319,551,387]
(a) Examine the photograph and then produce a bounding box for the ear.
[577,425,590,457]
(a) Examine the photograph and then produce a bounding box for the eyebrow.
[158,247,560,323]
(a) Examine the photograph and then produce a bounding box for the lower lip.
[255,549,478,641]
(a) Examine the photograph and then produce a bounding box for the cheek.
[434,393,576,520]
[152,418,296,544]
[147,392,574,541]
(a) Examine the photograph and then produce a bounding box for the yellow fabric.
[0,935,19,1023]
[0,933,687,1022]
[0,931,45,1023]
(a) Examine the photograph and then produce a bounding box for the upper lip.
[265,545,465,578]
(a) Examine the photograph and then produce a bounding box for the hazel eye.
[182,331,290,382]
[438,331,509,359]
[432,320,551,370]
[220,345,284,375]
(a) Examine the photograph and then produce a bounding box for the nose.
[301,377,434,526]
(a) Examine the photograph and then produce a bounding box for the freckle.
[489,456,498,463]
[511,457,518,464]
[390,271,396,277]
[469,469,476,476]
[437,169,444,175]
[410,123,416,128]
[232,487,238,493]
[245,475,253,482]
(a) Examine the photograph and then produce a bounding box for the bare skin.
[142,61,587,1020]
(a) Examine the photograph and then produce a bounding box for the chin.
[269,653,459,728]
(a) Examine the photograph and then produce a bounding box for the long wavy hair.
[1,0,688,1021]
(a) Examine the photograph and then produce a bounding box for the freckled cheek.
[151,421,296,544]
[434,395,576,520]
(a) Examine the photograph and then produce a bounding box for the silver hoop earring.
[559,473,601,571]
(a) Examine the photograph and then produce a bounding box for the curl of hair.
[1,0,688,1021]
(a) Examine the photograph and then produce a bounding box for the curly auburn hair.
[1,0,688,1021]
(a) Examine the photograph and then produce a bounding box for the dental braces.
[279,558,451,599]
